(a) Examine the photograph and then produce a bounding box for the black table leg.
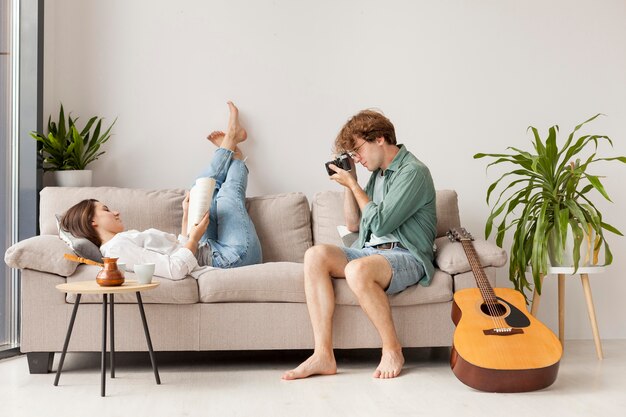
[136,292,161,384]
[101,294,108,397]
[54,294,82,386]
[110,294,115,378]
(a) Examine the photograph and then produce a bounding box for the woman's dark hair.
[60,199,102,247]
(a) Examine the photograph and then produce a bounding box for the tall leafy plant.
[30,104,116,171]
[474,114,626,299]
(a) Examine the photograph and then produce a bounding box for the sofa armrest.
[4,235,79,276]
[434,236,507,275]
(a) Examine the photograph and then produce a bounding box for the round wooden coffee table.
[54,280,161,396]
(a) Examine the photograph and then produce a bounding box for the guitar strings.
[463,238,517,368]
[463,241,506,329]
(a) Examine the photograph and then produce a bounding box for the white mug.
[134,263,155,284]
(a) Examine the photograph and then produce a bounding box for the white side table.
[530,266,606,360]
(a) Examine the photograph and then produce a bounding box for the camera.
[325,153,352,176]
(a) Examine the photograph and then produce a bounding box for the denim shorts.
[340,246,425,295]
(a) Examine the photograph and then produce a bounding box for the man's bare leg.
[344,255,405,379]
[282,245,349,380]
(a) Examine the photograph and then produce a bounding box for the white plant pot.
[548,225,601,267]
[52,170,93,187]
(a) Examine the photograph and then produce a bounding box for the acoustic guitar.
[448,227,562,392]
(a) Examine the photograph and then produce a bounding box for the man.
[283,109,436,380]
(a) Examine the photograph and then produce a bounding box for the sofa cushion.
[311,189,461,246]
[245,193,313,263]
[199,262,305,303]
[66,264,199,304]
[40,187,186,236]
[198,261,452,306]
[4,235,79,276]
[435,236,507,274]
[311,191,345,247]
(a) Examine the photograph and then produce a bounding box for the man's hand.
[329,164,358,189]
[347,155,358,180]
[331,160,371,212]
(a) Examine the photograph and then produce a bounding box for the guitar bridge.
[483,328,524,336]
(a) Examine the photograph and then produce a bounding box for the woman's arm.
[184,212,209,255]
[104,238,197,280]
[181,192,190,237]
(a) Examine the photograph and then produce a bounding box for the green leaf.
[475,114,623,301]
[28,104,116,170]
[601,221,623,236]
[585,175,611,201]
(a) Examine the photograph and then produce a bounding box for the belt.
[371,242,404,250]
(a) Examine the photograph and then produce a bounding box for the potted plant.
[474,114,626,299]
[30,104,116,187]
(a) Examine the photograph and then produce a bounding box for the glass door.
[1,0,16,351]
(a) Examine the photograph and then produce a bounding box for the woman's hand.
[182,192,190,216]
[184,211,209,255]
[181,192,191,236]
[188,211,210,243]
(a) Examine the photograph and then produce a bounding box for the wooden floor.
[1,340,625,417]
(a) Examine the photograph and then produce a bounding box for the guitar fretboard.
[460,240,498,305]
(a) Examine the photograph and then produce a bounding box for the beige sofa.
[5,187,507,373]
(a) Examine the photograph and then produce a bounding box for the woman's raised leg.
[207,159,262,268]
[194,102,248,243]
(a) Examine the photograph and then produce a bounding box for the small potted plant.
[30,104,116,187]
[474,114,626,299]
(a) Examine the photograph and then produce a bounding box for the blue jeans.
[195,148,262,268]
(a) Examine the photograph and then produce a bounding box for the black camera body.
[325,153,352,175]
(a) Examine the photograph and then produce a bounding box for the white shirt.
[100,228,213,280]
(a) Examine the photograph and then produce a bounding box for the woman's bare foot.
[207,130,244,160]
[225,101,247,143]
[207,131,225,147]
[216,101,247,152]
[373,349,404,379]
[282,352,337,380]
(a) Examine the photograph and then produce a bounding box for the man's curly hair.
[334,109,396,153]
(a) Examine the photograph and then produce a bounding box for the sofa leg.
[27,352,54,374]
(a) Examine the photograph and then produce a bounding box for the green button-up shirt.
[354,145,437,286]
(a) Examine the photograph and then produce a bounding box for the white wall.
[43,0,626,340]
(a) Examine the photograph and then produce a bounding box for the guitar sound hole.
[480,302,507,317]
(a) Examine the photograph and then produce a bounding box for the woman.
[60,102,262,280]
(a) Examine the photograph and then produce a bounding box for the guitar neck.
[460,240,498,304]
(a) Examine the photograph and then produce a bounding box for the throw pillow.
[4,235,79,276]
[55,214,103,263]
[434,236,507,275]
[337,225,359,247]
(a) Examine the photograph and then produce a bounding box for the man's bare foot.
[282,353,337,380]
[226,101,247,144]
[373,349,404,379]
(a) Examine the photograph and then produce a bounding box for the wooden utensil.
[63,253,104,268]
